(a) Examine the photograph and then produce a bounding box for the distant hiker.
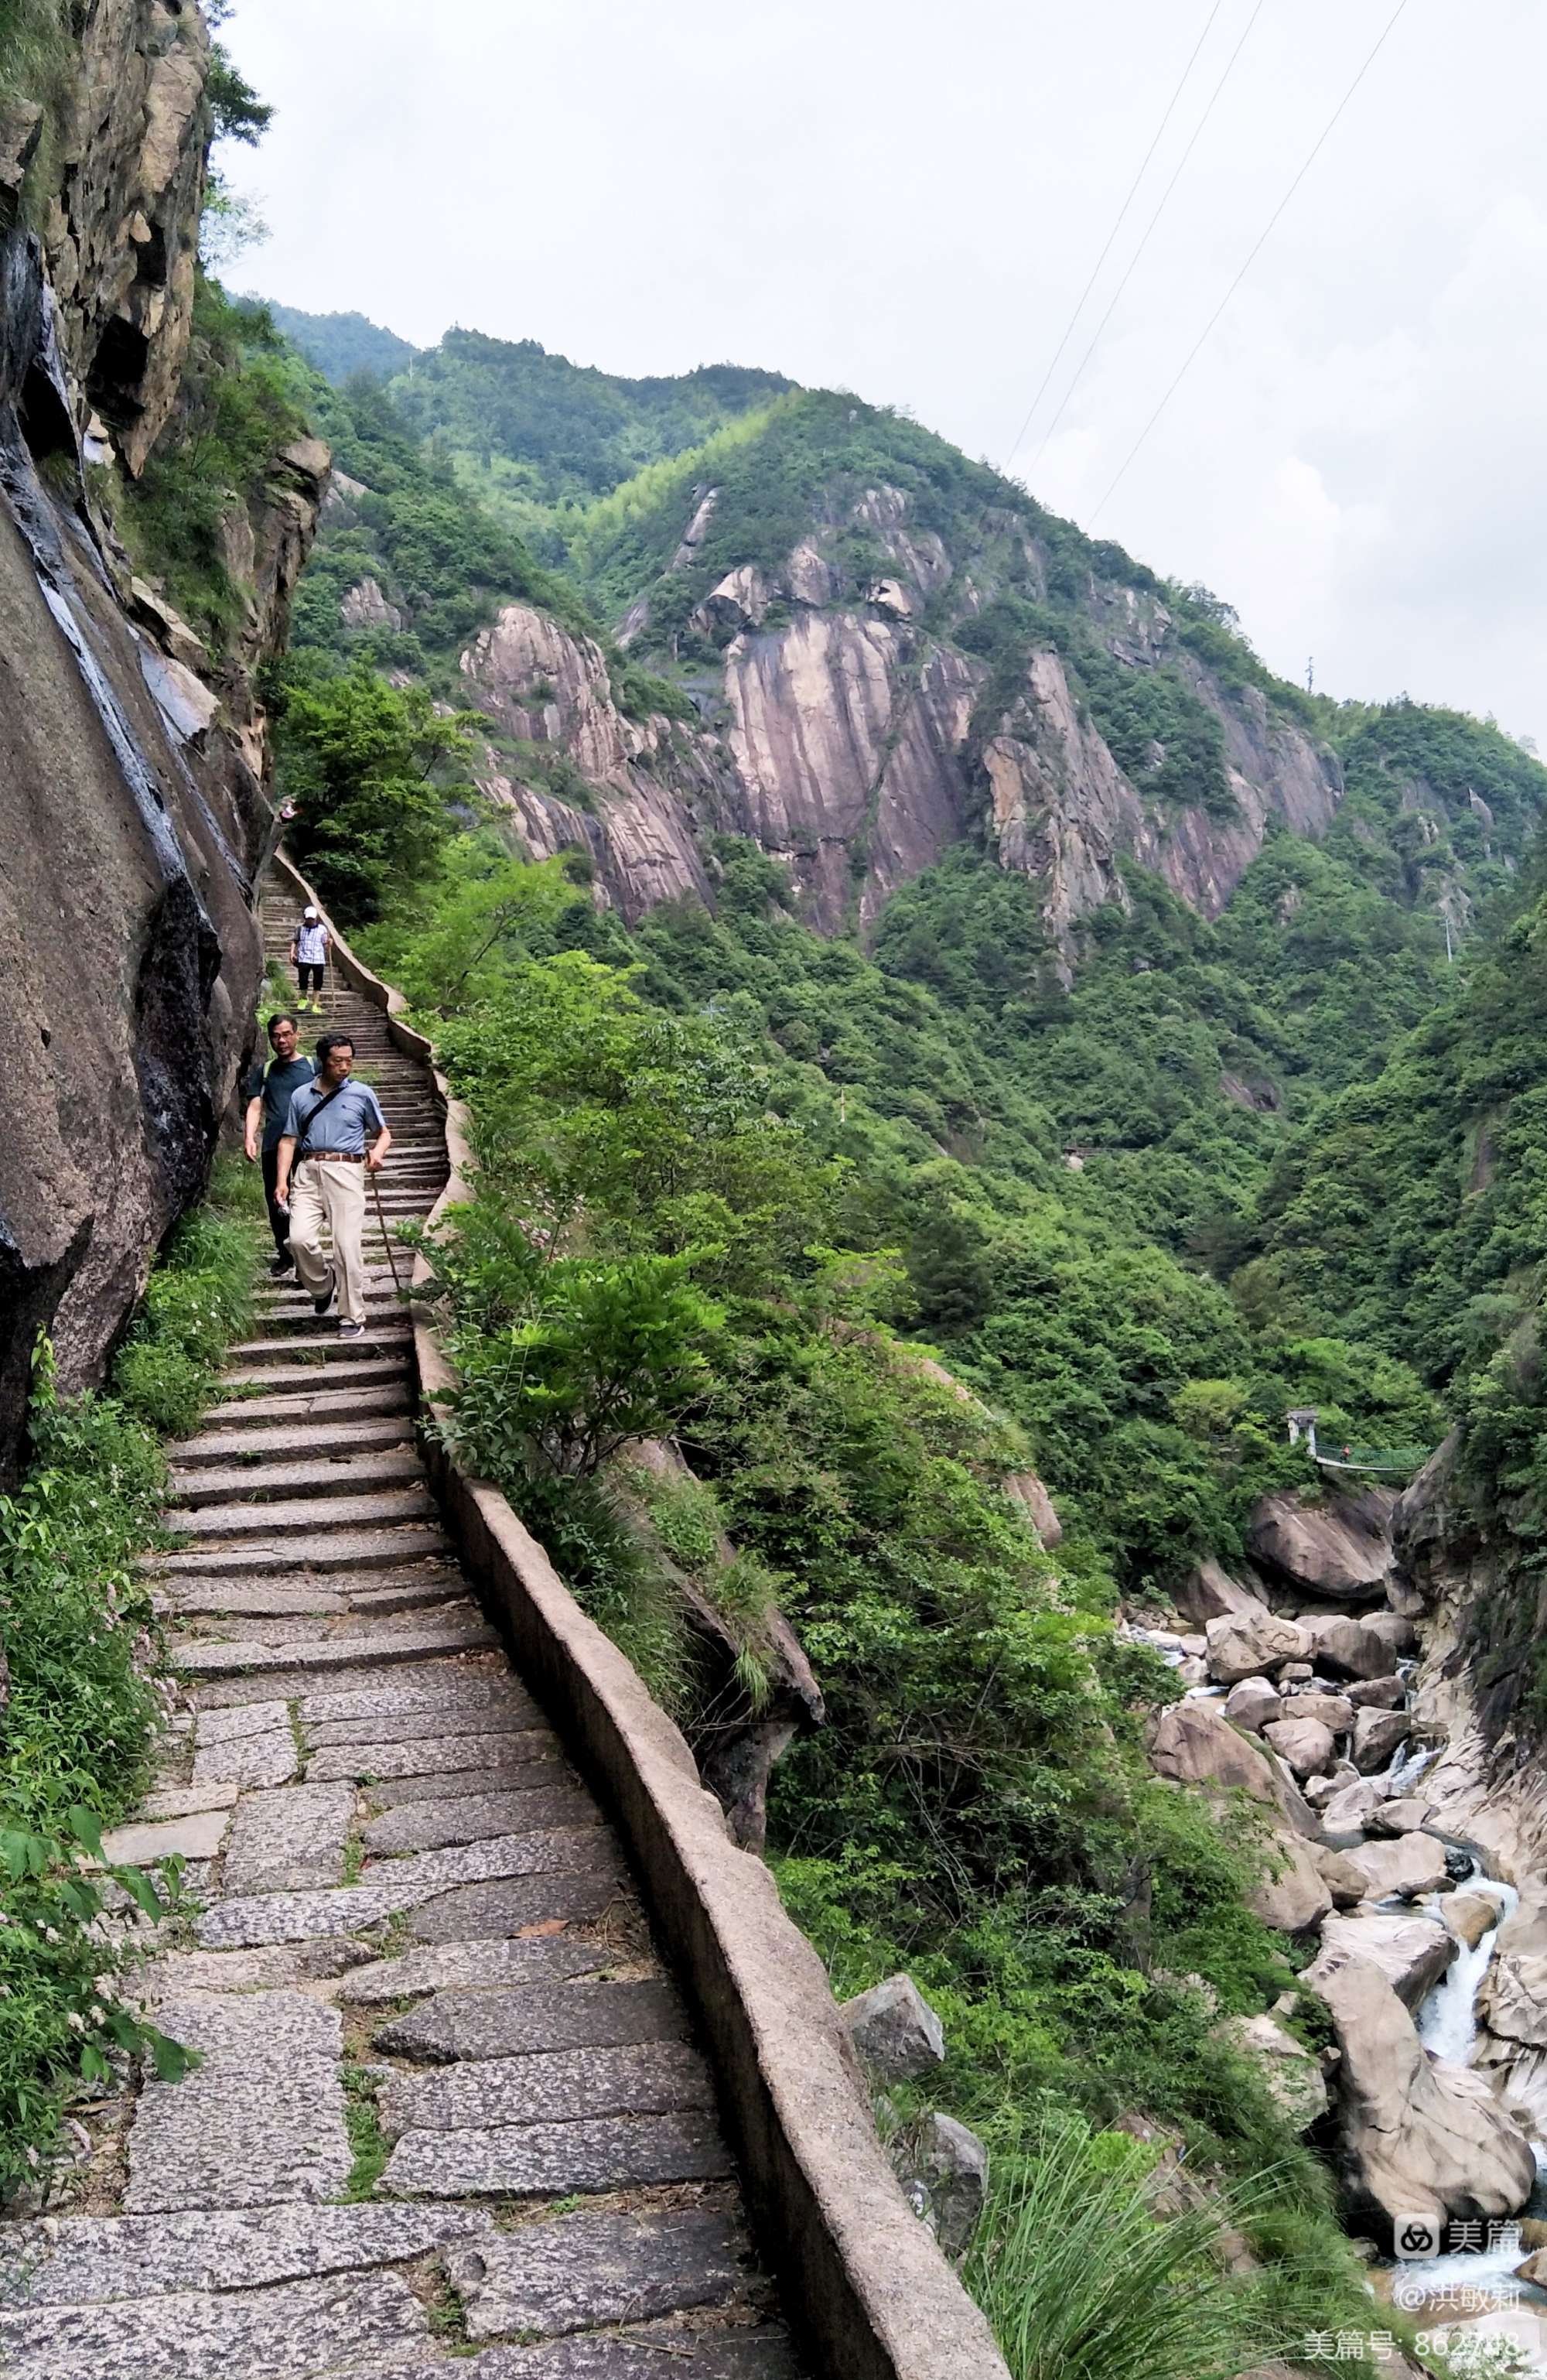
[292,906,331,1010]
[273,1031,392,1340]
[242,1013,316,1278]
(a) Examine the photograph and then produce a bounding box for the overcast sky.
[225,0,1547,747]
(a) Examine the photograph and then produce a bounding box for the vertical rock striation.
[466,477,1344,946]
[0,2,323,1472]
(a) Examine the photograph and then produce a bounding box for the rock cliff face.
[457,477,1342,944]
[0,2,323,1472]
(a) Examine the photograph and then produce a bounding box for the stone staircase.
[0,892,800,2378]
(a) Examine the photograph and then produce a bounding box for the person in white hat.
[290,905,332,1013]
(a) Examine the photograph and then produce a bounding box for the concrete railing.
[262,855,1011,2380]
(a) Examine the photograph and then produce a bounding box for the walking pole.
[370,1166,405,1295]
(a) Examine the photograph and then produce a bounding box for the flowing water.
[1397,1854,1547,2366]
[1416,1864,1517,2066]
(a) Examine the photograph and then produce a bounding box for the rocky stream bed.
[1134,1482,1547,2371]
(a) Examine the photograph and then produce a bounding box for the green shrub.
[117,280,310,645]
[0,1160,262,2187]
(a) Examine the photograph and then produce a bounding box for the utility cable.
[1088,0,1412,528]
[1023,0,1271,485]
[1001,0,1229,471]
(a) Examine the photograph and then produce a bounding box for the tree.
[278,663,477,922]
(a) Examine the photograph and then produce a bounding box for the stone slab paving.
[446,2204,743,2340]
[374,1980,685,2064]
[221,1782,357,1894]
[338,1937,605,2006]
[378,2043,715,2136]
[362,1783,593,1853]
[362,1757,574,1807]
[0,908,800,2378]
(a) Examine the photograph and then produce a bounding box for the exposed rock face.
[476,477,1346,949]
[1218,2012,1328,2132]
[1305,1946,1535,2231]
[1248,1488,1396,1602]
[0,9,322,1470]
[46,0,210,475]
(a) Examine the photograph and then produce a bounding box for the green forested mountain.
[265,303,419,384]
[266,306,794,537]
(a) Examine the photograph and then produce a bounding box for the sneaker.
[269,1253,295,1279]
[311,1270,337,1316]
[337,1318,366,1339]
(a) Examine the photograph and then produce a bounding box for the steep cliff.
[458,460,1341,946]
[0,2,323,1472]
[279,320,1531,983]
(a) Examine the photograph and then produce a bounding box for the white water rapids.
[1415,1864,1516,2065]
[1395,1855,1547,2368]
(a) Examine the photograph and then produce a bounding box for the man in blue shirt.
[243,1014,316,1277]
[274,1031,393,1338]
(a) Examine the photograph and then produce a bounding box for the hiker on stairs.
[291,904,331,1010]
[242,1011,316,1278]
[273,1029,392,1341]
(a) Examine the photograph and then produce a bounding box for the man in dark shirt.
[244,1014,316,1277]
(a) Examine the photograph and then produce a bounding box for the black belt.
[300,1151,364,1163]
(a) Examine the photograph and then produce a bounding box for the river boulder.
[1224,1677,1282,1734]
[1318,1910,1456,2006]
[1342,1834,1449,1901]
[1347,1675,1407,1709]
[1248,1487,1396,1603]
[1263,1715,1337,1780]
[1177,1559,1263,1625]
[1306,1946,1535,2228]
[1352,1708,1412,1773]
[1446,1895,1502,1951]
[1368,1798,1432,1837]
[1146,1701,1328,1931]
[1205,1605,1310,1685]
[1315,1846,1375,1908]
[1285,1691,1354,1733]
[1299,1614,1400,1682]
[1320,1778,1381,1840]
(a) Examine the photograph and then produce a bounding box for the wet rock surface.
[0,12,326,1475]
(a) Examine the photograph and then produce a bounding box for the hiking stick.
[369,1165,405,1294]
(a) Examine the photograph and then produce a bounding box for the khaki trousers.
[288,1159,368,1324]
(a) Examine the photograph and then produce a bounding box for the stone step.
[172,1416,415,1466]
[166,1487,437,1538]
[218,1358,411,1397]
[225,1328,412,1366]
[248,1304,405,1342]
[248,1303,408,1338]
[167,1449,425,1506]
[146,1527,453,1577]
[162,1565,463,1618]
[172,1621,499,1680]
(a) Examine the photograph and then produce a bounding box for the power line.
[1001,0,1229,471]
[1088,0,1413,528]
[1022,0,1270,485]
